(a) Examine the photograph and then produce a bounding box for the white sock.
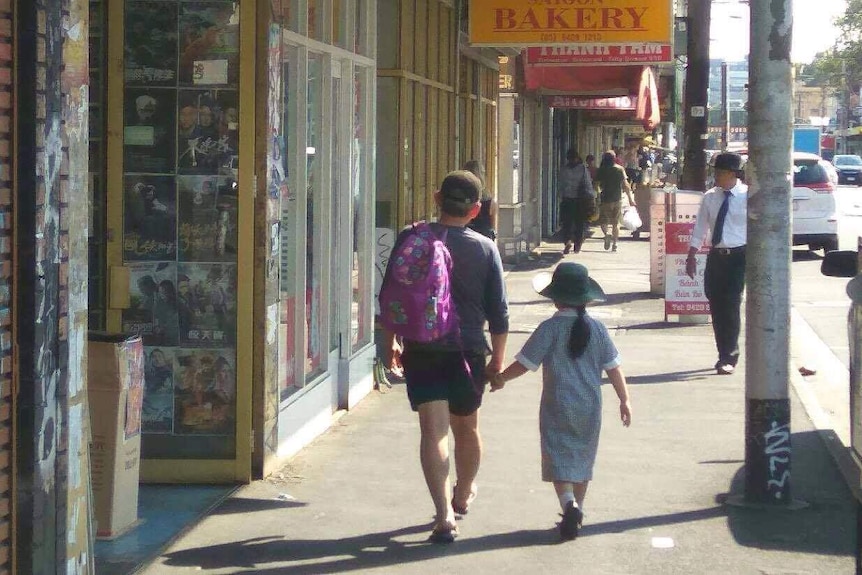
[558,491,576,510]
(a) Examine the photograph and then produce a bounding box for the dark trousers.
[704,249,746,367]
[560,198,587,249]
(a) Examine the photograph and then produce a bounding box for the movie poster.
[142,346,175,433]
[174,348,236,435]
[176,262,237,346]
[124,88,177,174]
[122,262,180,346]
[124,175,177,261]
[176,89,238,175]
[177,176,238,262]
[125,2,178,87]
[179,2,239,87]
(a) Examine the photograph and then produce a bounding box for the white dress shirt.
[689,180,747,250]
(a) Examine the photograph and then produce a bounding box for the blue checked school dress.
[514,309,621,483]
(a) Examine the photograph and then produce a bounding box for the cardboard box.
[88,333,144,539]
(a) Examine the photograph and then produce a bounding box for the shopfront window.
[89,0,107,330]
[305,53,324,381]
[122,0,240,459]
[351,68,371,351]
[330,72,342,352]
[279,46,299,399]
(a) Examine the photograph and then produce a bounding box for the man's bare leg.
[417,400,455,526]
[450,410,481,508]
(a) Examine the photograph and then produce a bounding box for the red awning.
[524,55,662,129]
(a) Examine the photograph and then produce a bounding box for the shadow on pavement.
[719,430,856,557]
[625,369,714,385]
[160,524,558,574]
[511,252,563,272]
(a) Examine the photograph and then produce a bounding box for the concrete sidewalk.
[142,235,857,575]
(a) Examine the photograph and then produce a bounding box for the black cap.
[440,170,481,205]
[714,152,744,172]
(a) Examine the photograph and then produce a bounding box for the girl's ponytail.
[567,306,590,358]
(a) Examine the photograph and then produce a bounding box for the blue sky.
[710,0,846,63]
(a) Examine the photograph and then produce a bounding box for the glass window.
[122,0,240,459]
[308,0,324,41]
[279,45,299,399]
[333,0,347,49]
[330,72,342,352]
[351,68,371,351]
[305,53,324,381]
[89,0,107,330]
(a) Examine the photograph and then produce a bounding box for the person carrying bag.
[558,148,595,254]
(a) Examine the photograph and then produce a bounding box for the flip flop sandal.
[428,521,459,544]
[451,486,477,516]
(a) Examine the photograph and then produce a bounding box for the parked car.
[792,151,839,253]
[832,154,862,185]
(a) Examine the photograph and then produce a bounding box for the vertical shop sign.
[664,222,709,316]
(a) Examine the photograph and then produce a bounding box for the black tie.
[712,190,732,246]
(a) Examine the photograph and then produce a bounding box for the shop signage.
[547,95,637,110]
[469,0,674,47]
[526,44,672,65]
[664,222,710,317]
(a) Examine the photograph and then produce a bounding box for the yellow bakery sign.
[469,0,673,47]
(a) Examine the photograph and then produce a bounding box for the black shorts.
[401,348,487,416]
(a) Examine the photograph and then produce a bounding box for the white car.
[792,151,839,253]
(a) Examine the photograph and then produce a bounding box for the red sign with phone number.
[664,222,710,316]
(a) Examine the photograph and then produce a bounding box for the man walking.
[381,170,509,543]
[685,153,747,375]
[558,148,595,254]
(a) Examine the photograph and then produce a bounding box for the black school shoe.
[559,501,583,541]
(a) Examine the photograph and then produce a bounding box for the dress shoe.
[716,364,735,375]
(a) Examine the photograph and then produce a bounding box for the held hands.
[685,255,697,279]
[489,372,506,392]
[619,400,632,427]
[485,363,505,392]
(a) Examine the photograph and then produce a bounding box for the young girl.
[491,262,632,541]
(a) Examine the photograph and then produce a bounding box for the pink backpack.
[379,222,460,342]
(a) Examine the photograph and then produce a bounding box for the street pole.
[680,0,711,191]
[737,0,799,507]
[721,61,729,150]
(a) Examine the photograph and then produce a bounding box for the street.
[792,184,862,371]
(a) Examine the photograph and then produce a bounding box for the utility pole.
[734,0,799,507]
[721,61,730,150]
[680,0,711,191]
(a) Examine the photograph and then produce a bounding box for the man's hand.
[685,255,697,279]
[620,400,632,427]
[489,372,506,392]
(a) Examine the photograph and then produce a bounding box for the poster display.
[124,175,178,261]
[174,348,236,435]
[123,262,180,346]
[177,89,239,175]
[123,1,240,445]
[124,88,177,174]
[179,2,240,87]
[142,346,175,433]
[125,2,178,86]
[177,175,238,261]
[664,222,710,317]
[177,262,237,347]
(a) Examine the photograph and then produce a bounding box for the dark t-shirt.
[385,223,509,353]
[595,164,628,203]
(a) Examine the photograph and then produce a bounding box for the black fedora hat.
[713,152,744,172]
[533,262,606,307]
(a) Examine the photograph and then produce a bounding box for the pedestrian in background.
[558,148,595,254]
[490,262,632,541]
[585,154,598,182]
[381,170,509,544]
[464,159,498,241]
[594,150,636,252]
[685,152,747,375]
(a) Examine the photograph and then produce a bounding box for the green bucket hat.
[533,262,606,307]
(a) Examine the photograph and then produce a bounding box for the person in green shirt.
[594,151,635,252]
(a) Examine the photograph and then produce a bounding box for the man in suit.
[685,153,747,375]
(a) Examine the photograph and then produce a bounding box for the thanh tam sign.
[469,0,674,47]
[527,44,672,65]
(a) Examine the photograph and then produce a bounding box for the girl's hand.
[619,400,632,427]
[489,373,506,392]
